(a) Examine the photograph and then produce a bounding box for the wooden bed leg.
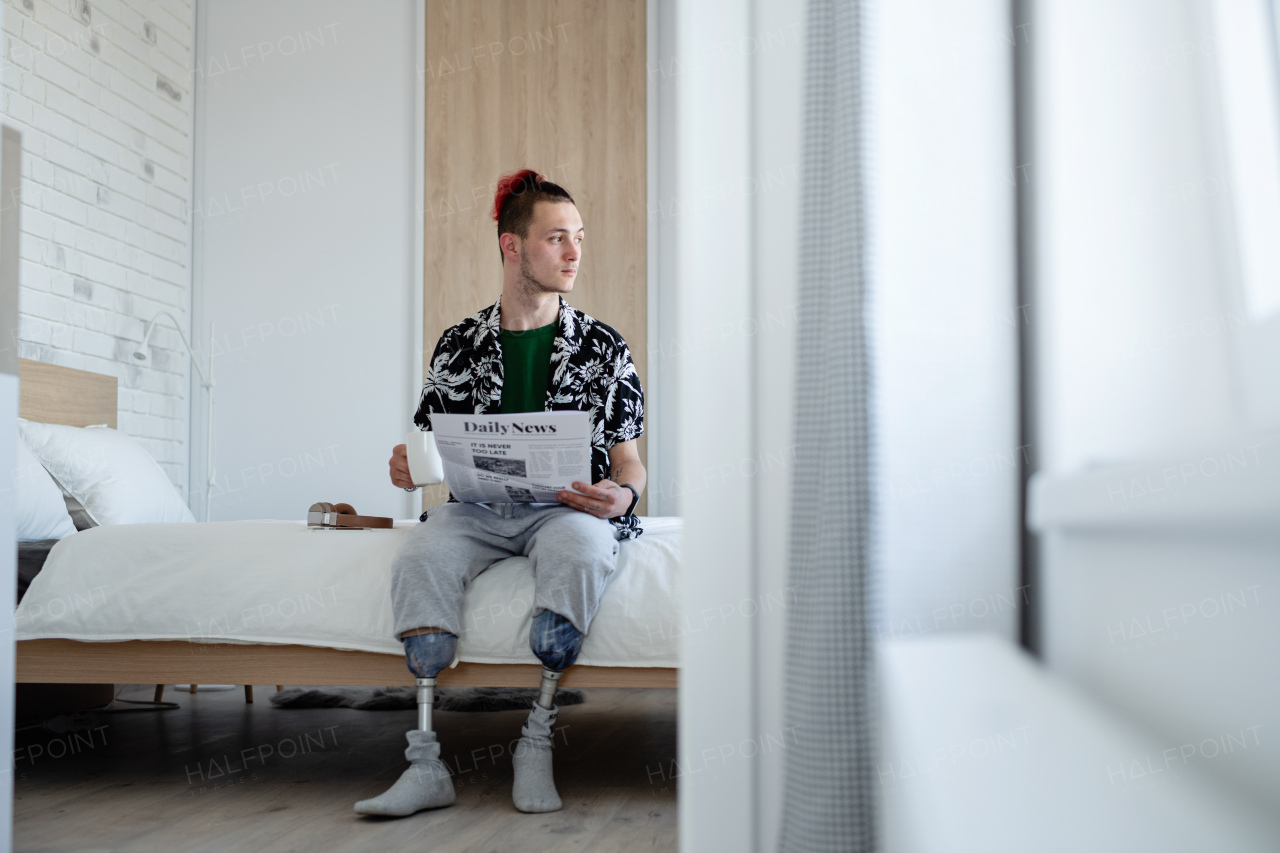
[244,685,253,703]
[189,683,197,694]
[276,685,283,692]
[153,684,164,702]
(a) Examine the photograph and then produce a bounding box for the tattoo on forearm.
[612,465,623,482]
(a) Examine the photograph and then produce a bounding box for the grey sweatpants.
[390,502,621,639]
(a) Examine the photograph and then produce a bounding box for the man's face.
[514,201,583,295]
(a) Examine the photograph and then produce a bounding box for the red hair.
[492,169,545,222]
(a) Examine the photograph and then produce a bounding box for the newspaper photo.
[430,412,593,503]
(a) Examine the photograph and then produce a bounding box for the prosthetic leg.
[536,667,562,711]
[417,676,436,732]
[513,612,583,813]
[354,633,457,817]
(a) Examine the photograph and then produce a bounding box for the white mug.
[405,430,445,486]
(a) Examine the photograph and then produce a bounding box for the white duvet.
[15,517,682,668]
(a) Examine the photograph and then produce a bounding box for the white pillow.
[17,420,196,526]
[14,437,78,541]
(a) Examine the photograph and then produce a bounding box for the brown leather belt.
[307,502,393,530]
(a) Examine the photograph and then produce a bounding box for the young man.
[354,170,646,818]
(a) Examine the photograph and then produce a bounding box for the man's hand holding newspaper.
[554,479,632,519]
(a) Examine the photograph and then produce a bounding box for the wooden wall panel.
[423,0,648,512]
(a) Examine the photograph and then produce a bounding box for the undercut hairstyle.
[491,169,576,263]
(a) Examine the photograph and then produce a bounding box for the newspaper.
[430,412,592,503]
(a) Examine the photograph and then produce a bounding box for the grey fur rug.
[269,686,584,713]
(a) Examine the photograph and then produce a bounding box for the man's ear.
[500,232,520,262]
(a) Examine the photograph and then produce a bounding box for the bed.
[14,359,680,691]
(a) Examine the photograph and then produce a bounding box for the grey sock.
[354,730,455,817]
[512,702,562,813]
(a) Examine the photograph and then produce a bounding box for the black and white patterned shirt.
[414,296,646,538]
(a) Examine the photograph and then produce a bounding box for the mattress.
[14,517,682,668]
[17,539,59,601]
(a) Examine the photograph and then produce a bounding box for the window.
[1208,0,1280,426]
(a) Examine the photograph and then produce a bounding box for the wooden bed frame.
[15,358,678,691]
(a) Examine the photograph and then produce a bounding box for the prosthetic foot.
[354,672,456,817]
[512,668,563,813]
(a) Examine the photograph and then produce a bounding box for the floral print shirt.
[414,296,646,538]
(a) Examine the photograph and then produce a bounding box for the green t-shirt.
[499,322,556,413]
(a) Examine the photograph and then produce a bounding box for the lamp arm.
[204,320,215,523]
[137,310,215,521]
[140,310,210,387]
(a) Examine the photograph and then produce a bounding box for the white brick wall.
[2,0,194,496]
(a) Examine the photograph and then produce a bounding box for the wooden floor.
[13,684,678,853]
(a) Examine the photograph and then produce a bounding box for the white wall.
[673,0,755,847]
[4,0,195,496]
[646,0,678,518]
[751,1,804,847]
[0,121,21,853]
[866,0,1020,640]
[192,0,419,521]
